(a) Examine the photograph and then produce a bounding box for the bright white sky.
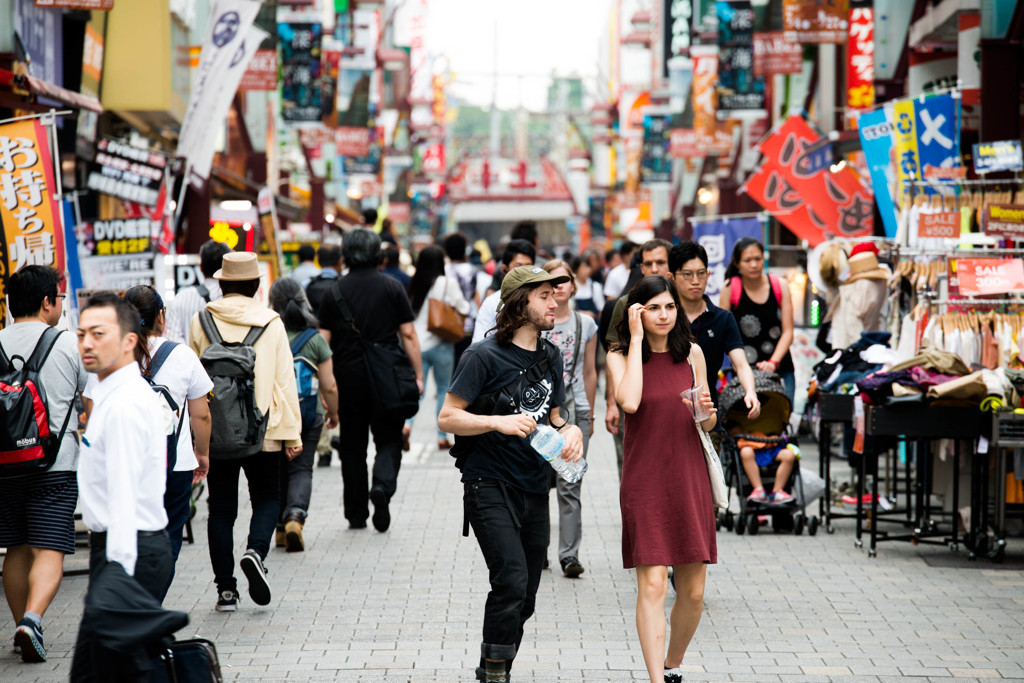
[425,0,612,111]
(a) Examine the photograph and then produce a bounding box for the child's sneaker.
[747,487,767,502]
[770,489,795,504]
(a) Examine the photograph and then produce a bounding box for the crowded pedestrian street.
[2,392,1022,683]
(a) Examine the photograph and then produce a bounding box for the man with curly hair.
[439,266,584,683]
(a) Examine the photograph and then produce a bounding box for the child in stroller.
[718,371,818,535]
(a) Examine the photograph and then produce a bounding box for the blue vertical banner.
[857,108,899,238]
[692,216,763,298]
[913,92,960,174]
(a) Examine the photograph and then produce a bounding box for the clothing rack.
[911,178,1023,187]
[927,298,1024,307]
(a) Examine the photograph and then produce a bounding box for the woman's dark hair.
[407,245,447,315]
[269,278,318,332]
[612,275,693,364]
[7,265,63,318]
[569,255,586,275]
[492,284,539,345]
[723,237,764,280]
[123,285,164,374]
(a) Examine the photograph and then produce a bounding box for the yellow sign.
[891,99,920,204]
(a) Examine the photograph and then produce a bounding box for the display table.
[860,403,989,557]
[816,393,856,533]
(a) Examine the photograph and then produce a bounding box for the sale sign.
[918,211,959,239]
[954,258,1024,296]
[984,204,1024,239]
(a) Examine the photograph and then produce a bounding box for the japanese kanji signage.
[953,258,1024,296]
[690,45,718,136]
[279,22,323,122]
[641,114,672,184]
[742,114,873,246]
[783,0,849,44]
[85,218,156,256]
[0,120,66,323]
[753,31,803,77]
[86,138,165,208]
[892,98,920,201]
[239,49,278,91]
[857,108,898,238]
[716,1,765,115]
[984,204,1024,239]
[846,7,874,109]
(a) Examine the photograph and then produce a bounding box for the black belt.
[90,529,166,546]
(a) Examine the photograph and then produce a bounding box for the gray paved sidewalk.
[2,392,1023,682]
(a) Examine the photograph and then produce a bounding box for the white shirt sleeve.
[473,292,500,343]
[592,282,605,313]
[439,277,471,315]
[603,266,628,299]
[102,411,145,576]
[182,346,214,399]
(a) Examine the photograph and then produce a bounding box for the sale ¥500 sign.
[954,258,1024,296]
[918,211,959,239]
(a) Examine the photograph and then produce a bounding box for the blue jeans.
[407,342,455,440]
[160,469,194,600]
[779,370,795,403]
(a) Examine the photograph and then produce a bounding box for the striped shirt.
[165,278,221,344]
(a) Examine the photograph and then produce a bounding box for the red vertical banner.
[846,8,874,110]
[0,120,67,323]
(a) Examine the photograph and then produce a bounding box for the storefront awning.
[0,69,103,113]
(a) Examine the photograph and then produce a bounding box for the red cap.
[849,242,879,258]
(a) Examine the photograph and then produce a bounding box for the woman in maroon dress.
[606,275,717,683]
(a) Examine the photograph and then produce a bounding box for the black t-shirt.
[317,268,415,378]
[449,336,565,494]
[690,295,744,406]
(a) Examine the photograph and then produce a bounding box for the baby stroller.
[716,371,819,536]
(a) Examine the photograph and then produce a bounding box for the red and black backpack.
[0,327,75,476]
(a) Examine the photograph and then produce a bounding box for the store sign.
[34,0,113,7]
[846,8,874,109]
[954,258,1024,296]
[918,211,959,239]
[783,0,849,44]
[716,0,764,115]
[86,218,156,256]
[690,45,718,136]
[753,31,803,77]
[924,164,967,180]
[86,138,165,208]
[0,119,66,324]
[388,202,410,224]
[641,114,671,184]
[670,128,700,158]
[663,0,692,72]
[692,217,762,297]
[856,108,897,238]
[174,263,204,291]
[335,126,371,157]
[984,204,1024,239]
[892,98,920,199]
[973,140,1024,174]
[279,23,323,122]
[239,49,278,91]
[914,93,959,178]
[78,254,156,292]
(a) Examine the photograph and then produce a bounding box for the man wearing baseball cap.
[439,266,584,683]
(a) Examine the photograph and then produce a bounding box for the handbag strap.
[330,283,367,348]
[568,312,581,379]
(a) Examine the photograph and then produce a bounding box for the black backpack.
[197,312,269,459]
[143,341,187,470]
[449,338,560,471]
[0,328,75,477]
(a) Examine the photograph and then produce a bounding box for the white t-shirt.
[85,337,213,472]
[472,290,501,344]
[603,264,630,299]
[413,276,471,352]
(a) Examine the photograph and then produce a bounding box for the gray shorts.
[0,470,78,554]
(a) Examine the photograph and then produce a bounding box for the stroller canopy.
[718,370,792,434]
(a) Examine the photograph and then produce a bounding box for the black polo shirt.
[689,295,743,406]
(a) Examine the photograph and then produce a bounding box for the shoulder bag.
[331,284,420,420]
[561,312,582,425]
[687,354,729,510]
[427,277,466,343]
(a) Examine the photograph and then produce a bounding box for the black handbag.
[331,284,420,420]
[150,637,223,683]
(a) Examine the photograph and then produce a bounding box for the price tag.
[853,395,865,454]
[978,434,989,454]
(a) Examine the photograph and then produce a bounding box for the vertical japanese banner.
[690,45,719,137]
[892,99,920,202]
[716,0,765,116]
[846,7,874,110]
[913,93,960,177]
[692,217,763,297]
[0,120,66,324]
[279,23,323,123]
[856,108,899,238]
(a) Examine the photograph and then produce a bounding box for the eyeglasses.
[56,294,66,300]
[677,270,709,281]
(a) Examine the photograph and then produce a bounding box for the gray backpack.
[198,311,269,459]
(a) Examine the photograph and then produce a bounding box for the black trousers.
[337,393,404,524]
[464,477,549,663]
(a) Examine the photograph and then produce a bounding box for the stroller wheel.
[747,514,759,535]
[723,511,735,531]
[808,516,820,536]
[794,513,805,535]
[735,514,746,535]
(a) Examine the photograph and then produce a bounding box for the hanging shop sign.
[783,0,849,44]
[753,31,803,77]
[663,0,693,74]
[670,128,700,158]
[174,263,205,292]
[742,114,873,246]
[924,165,967,180]
[0,119,66,323]
[691,216,763,297]
[239,49,278,91]
[641,114,672,184]
[954,258,1024,296]
[33,0,113,9]
[973,140,1024,174]
[856,108,898,238]
[279,22,323,123]
[78,254,156,292]
[984,204,1024,239]
[914,93,960,176]
[846,7,874,110]
[85,218,157,256]
[85,138,165,208]
[716,1,765,116]
[690,45,719,136]
[918,211,959,239]
[892,98,920,200]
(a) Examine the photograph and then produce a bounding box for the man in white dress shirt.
[75,292,171,603]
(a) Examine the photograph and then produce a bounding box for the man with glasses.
[669,241,760,425]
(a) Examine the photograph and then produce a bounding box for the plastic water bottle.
[529,424,588,484]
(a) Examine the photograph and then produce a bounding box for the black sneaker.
[560,556,585,578]
[664,666,682,682]
[370,487,390,532]
[240,550,271,606]
[14,618,46,662]
[317,453,331,467]
[475,666,512,681]
[215,590,239,612]
[349,519,367,529]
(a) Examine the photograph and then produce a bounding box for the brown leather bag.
[427,278,466,343]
